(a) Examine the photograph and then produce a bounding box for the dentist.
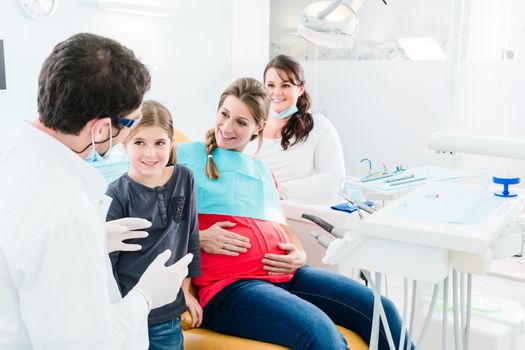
[0,33,191,349]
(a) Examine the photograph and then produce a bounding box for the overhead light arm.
[318,0,344,19]
[319,0,387,19]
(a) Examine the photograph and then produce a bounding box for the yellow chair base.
[184,325,369,350]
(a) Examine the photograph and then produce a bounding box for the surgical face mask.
[85,148,111,163]
[270,105,298,120]
[86,122,113,163]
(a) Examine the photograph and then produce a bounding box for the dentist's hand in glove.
[133,251,193,310]
[106,218,151,253]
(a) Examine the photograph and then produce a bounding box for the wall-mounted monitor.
[0,39,6,91]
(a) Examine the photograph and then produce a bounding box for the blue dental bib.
[177,142,286,224]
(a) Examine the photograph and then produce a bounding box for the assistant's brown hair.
[126,100,177,164]
[205,77,270,180]
[263,54,313,150]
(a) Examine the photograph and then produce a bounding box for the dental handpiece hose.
[301,214,346,239]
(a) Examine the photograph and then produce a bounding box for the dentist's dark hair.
[205,77,270,180]
[263,54,313,150]
[38,33,151,135]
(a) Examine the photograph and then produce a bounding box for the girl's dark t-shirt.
[106,164,201,325]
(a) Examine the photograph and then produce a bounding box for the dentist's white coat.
[0,122,148,349]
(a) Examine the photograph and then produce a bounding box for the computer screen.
[0,39,6,91]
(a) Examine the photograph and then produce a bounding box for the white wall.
[231,0,270,79]
[302,60,450,176]
[0,0,233,141]
[301,59,525,178]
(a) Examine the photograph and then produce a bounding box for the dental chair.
[183,323,368,350]
[173,129,191,144]
[181,303,368,350]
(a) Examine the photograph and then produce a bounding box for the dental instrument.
[308,231,332,248]
[361,173,395,182]
[359,158,406,182]
[339,192,377,214]
[385,174,414,183]
[302,214,346,238]
[388,177,428,186]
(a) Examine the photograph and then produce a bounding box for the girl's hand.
[261,242,307,275]
[199,221,251,256]
[183,289,203,328]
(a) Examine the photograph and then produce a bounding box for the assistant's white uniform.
[0,122,148,349]
[244,113,345,203]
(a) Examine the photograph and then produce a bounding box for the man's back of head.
[37,33,151,136]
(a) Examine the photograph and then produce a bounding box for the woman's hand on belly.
[199,221,252,256]
[261,242,307,275]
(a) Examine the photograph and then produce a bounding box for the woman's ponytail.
[205,128,220,180]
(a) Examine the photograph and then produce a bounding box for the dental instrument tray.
[354,166,472,193]
[354,181,525,254]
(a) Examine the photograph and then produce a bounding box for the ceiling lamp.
[298,0,359,49]
[298,0,386,49]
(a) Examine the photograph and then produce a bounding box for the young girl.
[177,78,412,350]
[106,100,201,350]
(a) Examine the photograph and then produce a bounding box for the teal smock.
[88,145,130,184]
[177,142,286,224]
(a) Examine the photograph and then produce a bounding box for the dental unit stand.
[318,181,525,350]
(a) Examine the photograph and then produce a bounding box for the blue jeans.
[203,265,414,350]
[148,317,183,350]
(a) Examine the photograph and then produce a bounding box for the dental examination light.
[298,0,387,49]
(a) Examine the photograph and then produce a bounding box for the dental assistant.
[244,54,345,203]
[0,33,191,350]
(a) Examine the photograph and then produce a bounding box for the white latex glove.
[106,218,151,253]
[133,251,193,310]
